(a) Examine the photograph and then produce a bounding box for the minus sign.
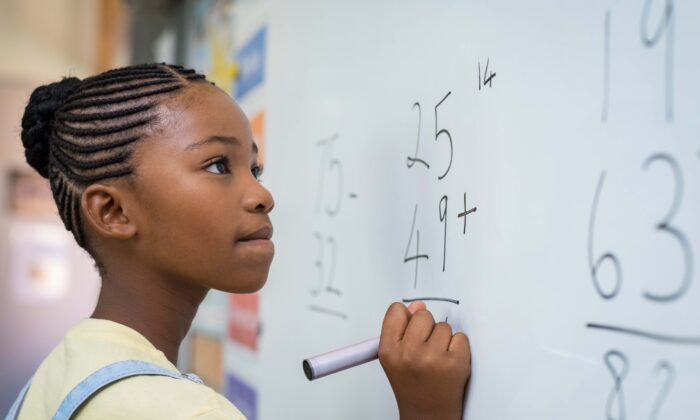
[348,193,358,199]
[402,297,460,305]
[309,305,348,319]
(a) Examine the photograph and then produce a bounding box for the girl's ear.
[81,183,137,240]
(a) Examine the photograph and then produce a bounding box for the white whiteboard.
[213,1,700,418]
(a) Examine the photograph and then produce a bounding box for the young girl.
[7,63,471,420]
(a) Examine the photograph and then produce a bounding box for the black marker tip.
[302,360,314,381]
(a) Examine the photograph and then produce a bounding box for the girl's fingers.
[448,332,470,358]
[428,322,452,351]
[407,300,426,314]
[380,302,411,344]
[403,309,435,344]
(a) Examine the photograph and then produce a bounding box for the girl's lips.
[238,225,273,242]
[237,238,273,246]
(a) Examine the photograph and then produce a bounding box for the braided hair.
[20,63,209,251]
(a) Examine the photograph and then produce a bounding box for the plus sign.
[457,192,477,234]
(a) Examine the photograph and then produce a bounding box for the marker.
[302,337,380,381]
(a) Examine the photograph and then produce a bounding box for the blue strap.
[4,378,33,420]
[52,360,202,420]
[3,360,203,420]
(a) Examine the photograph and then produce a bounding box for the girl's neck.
[90,267,209,365]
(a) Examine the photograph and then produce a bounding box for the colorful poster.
[190,332,224,391]
[187,0,238,95]
[249,110,266,165]
[228,293,259,351]
[235,26,266,101]
[226,372,257,420]
[191,290,228,336]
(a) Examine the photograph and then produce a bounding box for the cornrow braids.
[20,63,210,250]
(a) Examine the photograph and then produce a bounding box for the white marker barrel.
[303,337,380,380]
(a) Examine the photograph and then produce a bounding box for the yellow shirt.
[18,318,246,419]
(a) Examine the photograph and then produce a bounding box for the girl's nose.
[244,182,274,214]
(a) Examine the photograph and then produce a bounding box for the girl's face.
[125,83,274,293]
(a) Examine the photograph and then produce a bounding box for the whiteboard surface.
[225,1,700,418]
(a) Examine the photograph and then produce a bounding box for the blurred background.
[0,0,244,413]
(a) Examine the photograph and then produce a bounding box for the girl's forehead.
[156,85,253,150]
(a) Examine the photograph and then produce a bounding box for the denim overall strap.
[50,360,203,420]
[4,378,33,420]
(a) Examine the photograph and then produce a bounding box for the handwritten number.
[484,59,496,86]
[315,134,342,216]
[478,58,496,90]
[326,155,343,216]
[650,361,674,420]
[640,0,674,121]
[325,237,341,295]
[407,92,454,178]
[325,137,343,216]
[434,91,453,180]
[403,91,458,282]
[405,205,429,288]
[642,154,692,302]
[311,134,346,317]
[602,352,675,420]
[604,350,629,420]
[407,102,429,169]
[588,172,623,299]
[439,195,448,272]
[640,0,673,46]
[312,233,340,296]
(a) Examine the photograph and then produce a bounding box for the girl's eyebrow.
[184,135,241,152]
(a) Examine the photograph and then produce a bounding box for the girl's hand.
[378,301,471,420]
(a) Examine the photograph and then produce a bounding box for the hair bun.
[21,77,82,178]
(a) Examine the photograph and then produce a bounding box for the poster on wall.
[250,110,266,166]
[228,293,259,352]
[187,0,238,95]
[192,290,228,336]
[190,332,224,391]
[8,222,71,302]
[235,26,266,101]
[226,372,258,420]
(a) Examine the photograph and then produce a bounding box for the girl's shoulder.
[17,318,245,420]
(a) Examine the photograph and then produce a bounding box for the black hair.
[20,63,209,253]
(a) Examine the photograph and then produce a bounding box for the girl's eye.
[205,159,229,174]
[251,164,264,180]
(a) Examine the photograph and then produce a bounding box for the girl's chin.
[219,273,269,294]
